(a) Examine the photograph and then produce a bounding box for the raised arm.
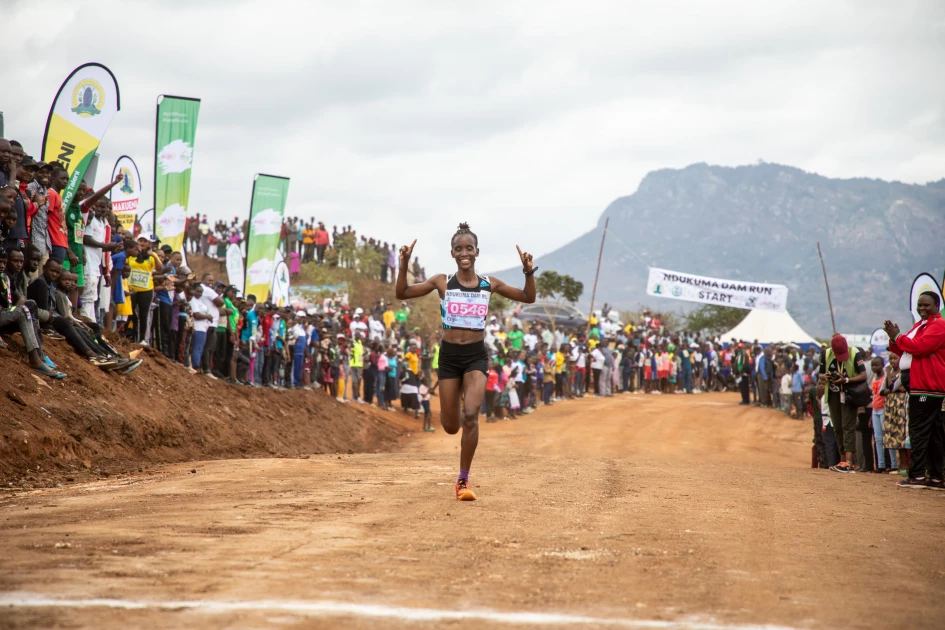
[490,245,536,304]
[395,240,444,299]
[81,173,123,211]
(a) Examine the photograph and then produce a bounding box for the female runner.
[396,222,536,500]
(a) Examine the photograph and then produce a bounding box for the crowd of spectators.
[0,137,144,378]
[1,132,940,490]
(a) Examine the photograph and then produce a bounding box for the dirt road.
[2,393,943,629]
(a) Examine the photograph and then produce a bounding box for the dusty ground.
[1,392,943,629]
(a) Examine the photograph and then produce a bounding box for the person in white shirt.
[779,370,793,415]
[524,329,539,352]
[570,344,587,397]
[79,199,121,320]
[367,314,385,341]
[349,313,368,338]
[198,274,225,376]
[590,345,605,396]
[692,347,704,393]
[187,284,213,374]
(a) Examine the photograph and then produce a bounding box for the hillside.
[0,334,406,487]
[495,162,945,336]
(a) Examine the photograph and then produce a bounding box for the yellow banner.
[40,63,120,211]
[42,113,101,178]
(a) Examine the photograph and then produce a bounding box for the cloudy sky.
[4,0,943,274]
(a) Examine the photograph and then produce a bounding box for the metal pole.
[817,241,837,335]
[586,217,609,335]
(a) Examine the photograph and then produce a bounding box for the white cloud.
[3,0,943,276]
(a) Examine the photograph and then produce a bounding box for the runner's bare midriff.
[442,328,486,345]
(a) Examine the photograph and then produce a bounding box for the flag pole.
[586,217,609,336]
[817,241,837,335]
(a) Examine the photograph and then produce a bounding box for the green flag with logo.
[244,174,290,301]
[153,95,200,255]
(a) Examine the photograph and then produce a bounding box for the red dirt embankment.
[0,335,405,490]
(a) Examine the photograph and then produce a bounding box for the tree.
[534,270,584,332]
[684,304,747,336]
[490,293,511,316]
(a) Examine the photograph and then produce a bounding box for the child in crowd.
[507,374,520,419]
[320,346,334,395]
[668,353,678,393]
[495,380,509,420]
[780,366,793,415]
[880,352,908,475]
[400,368,420,418]
[790,363,805,419]
[419,378,433,431]
[485,363,500,422]
[115,264,133,333]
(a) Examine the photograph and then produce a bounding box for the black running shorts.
[437,340,489,380]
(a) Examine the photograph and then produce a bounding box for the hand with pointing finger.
[517,245,535,274]
[400,239,416,268]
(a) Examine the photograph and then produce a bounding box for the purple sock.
[458,469,469,483]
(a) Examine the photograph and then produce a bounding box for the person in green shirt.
[222,286,240,381]
[395,301,410,328]
[63,174,124,310]
[507,323,524,351]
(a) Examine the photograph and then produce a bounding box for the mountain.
[495,162,945,337]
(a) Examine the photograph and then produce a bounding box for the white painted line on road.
[0,593,799,629]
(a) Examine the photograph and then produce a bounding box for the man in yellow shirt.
[405,339,420,375]
[349,332,364,402]
[382,304,396,329]
[555,344,569,399]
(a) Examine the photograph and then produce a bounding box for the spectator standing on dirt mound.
[396,222,536,502]
[885,291,945,490]
[819,335,867,474]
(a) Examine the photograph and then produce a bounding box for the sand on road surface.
[1,392,943,629]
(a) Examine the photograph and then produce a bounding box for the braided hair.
[451,222,478,247]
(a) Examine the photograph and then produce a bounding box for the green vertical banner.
[154,95,200,255]
[244,174,290,301]
[41,63,121,211]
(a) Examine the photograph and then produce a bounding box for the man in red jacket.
[885,291,945,490]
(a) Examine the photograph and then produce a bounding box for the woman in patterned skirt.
[881,352,908,475]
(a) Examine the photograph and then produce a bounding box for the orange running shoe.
[455,479,477,501]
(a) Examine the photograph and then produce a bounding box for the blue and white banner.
[646,267,788,312]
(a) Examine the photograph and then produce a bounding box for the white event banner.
[646,267,788,312]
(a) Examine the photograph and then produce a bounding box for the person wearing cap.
[818,334,867,473]
[349,311,368,339]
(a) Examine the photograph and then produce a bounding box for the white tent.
[720,309,819,347]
